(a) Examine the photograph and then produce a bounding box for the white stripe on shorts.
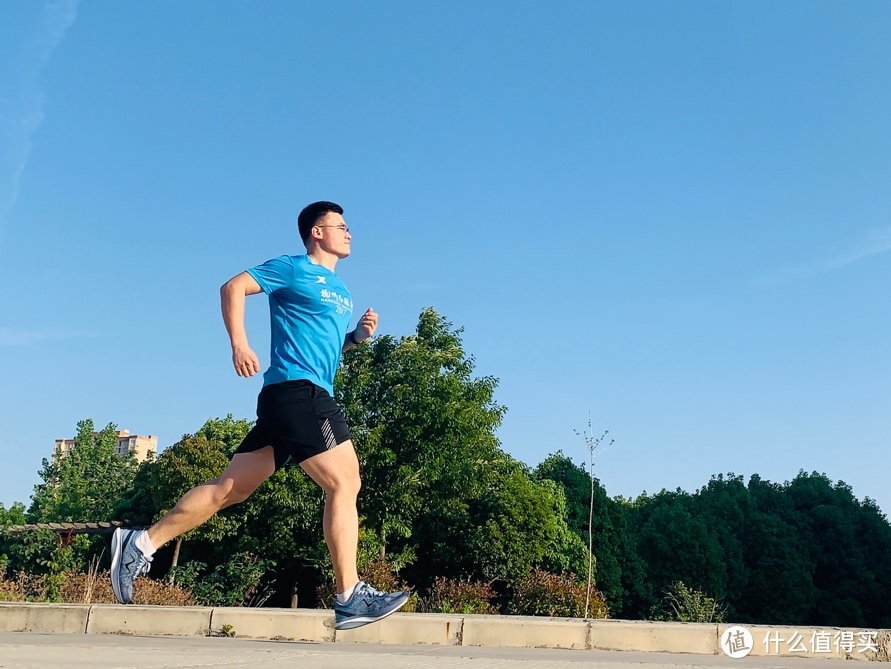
[321,418,336,450]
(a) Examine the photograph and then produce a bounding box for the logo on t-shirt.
[316,276,327,284]
[320,288,352,316]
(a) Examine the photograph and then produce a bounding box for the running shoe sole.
[110,527,124,603]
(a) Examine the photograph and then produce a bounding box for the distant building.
[53,430,157,464]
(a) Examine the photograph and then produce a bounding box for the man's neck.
[307,250,338,272]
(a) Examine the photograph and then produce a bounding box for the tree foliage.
[149,433,234,542]
[336,308,505,561]
[4,311,890,627]
[335,308,589,590]
[546,467,891,627]
[29,419,138,523]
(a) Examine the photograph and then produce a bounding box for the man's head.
[297,200,351,257]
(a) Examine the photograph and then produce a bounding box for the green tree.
[336,307,506,568]
[739,509,816,624]
[117,415,254,530]
[464,458,588,583]
[29,419,138,523]
[195,415,253,456]
[535,452,626,609]
[535,454,590,537]
[185,416,338,606]
[852,497,891,628]
[785,471,890,627]
[337,308,591,594]
[115,459,161,526]
[0,502,26,527]
[147,433,233,569]
[221,463,327,606]
[116,415,325,603]
[0,502,27,575]
[632,490,727,618]
[694,473,751,618]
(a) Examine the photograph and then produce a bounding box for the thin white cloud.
[822,226,891,271]
[755,225,891,286]
[0,0,79,244]
[0,327,98,347]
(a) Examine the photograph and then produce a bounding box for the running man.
[111,201,409,630]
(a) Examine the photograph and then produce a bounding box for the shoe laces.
[128,551,152,577]
[359,581,385,598]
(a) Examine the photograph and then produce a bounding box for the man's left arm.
[343,307,378,352]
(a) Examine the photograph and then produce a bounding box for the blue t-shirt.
[246,254,353,394]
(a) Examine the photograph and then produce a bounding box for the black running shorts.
[234,380,352,470]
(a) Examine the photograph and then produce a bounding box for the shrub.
[416,577,497,614]
[0,568,194,605]
[508,568,608,619]
[0,570,45,602]
[170,552,274,607]
[130,576,195,606]
[650,580,726,623]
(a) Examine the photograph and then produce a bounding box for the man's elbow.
[221,272,261,297]
[221,278,245,301]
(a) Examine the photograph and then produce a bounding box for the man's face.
[314,211,352,258]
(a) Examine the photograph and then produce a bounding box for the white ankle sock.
[336,582,358,604]
[135,530,157,557]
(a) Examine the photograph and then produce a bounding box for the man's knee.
[329,469,361,498]
[210,475,250,507]
[224,488,251,507]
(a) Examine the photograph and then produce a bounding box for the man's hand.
[354,307,378,342]
[232,343,261,377]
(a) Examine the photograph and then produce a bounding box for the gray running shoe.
[110,527,152,604]
[334,581,410,630]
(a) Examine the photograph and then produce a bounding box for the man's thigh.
[216,447,276,498]
[299,440,360,492]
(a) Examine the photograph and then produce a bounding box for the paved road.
[0,632,856,668]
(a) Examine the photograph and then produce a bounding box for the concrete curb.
[86,605,214,637]
[1,603,888,661]
[589,619,719,655]
[0,603,90,635]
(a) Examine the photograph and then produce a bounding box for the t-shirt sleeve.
[246,255,294,294]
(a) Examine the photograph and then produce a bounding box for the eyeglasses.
[315,224,350,234]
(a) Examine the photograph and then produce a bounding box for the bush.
[416,577,497,614]
[170,552,274,607]
[650,580,726,623]
[508,568,608,619]
[0,568,194,605]
[0,569,46,602]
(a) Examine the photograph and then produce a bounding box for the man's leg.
[300,440,361,594]
[148,447,276,548]
[111,447,276,604]
[301,438,410,630]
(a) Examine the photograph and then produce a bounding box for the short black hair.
[298,201,344,244]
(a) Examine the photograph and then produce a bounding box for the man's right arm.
[220,272,263,377]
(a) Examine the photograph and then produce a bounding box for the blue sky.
[2,2,889,516]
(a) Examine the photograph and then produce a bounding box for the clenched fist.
[353,308,378,342]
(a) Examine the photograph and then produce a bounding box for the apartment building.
[53,430,158,463]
